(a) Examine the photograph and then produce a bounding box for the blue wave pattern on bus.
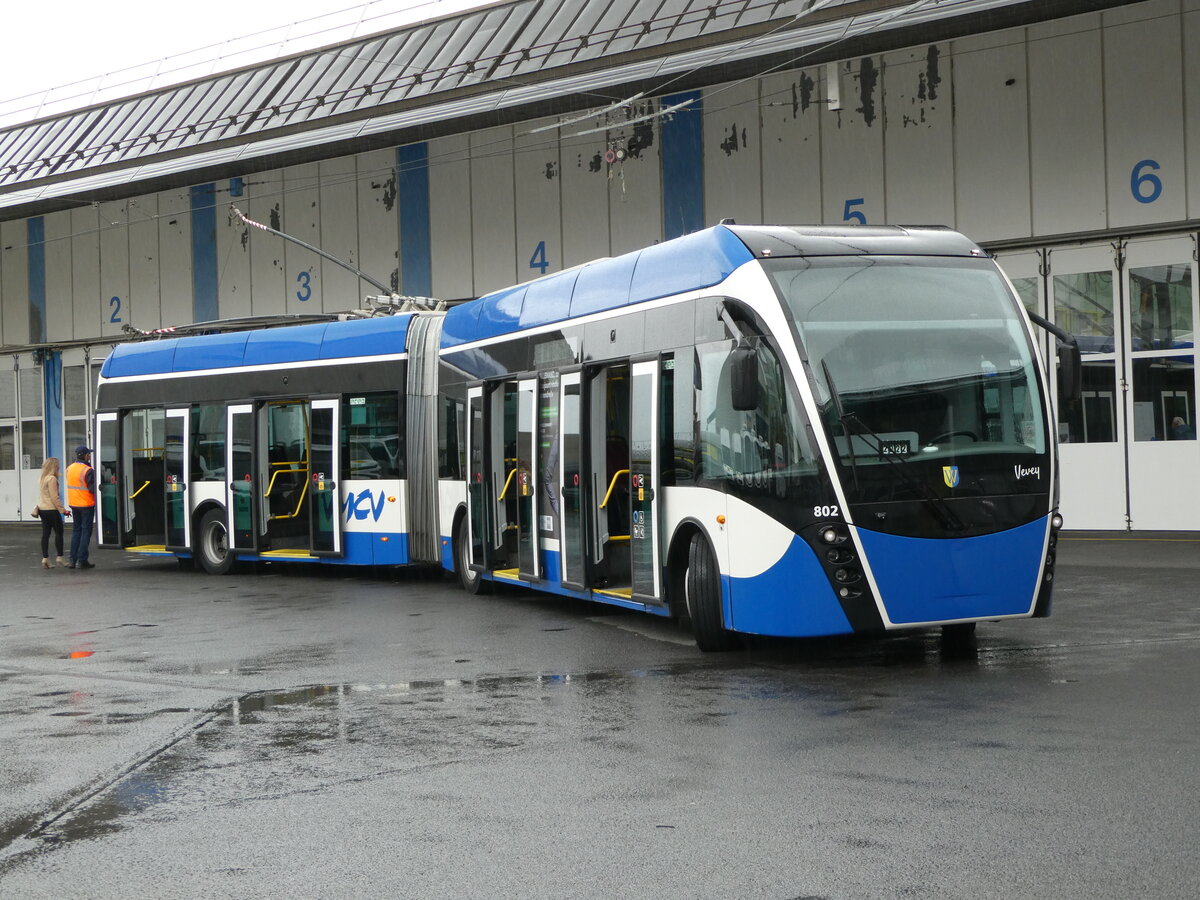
[722,538,853,637]
[855,517,1047,624]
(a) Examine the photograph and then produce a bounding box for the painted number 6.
[1130,160,1162,204]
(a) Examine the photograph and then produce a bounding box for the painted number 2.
[529,240,549,275]
[296,270,312,302]
[1131,160,1162,204]
[108,296,122,323]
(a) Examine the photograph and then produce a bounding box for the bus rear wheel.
[686,533,735,652]
[196,508,235,575]
[454,516,489,594]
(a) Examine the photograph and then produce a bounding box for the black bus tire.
[196,508,236,576]
[687,533,736,652]
[454,516,490,595]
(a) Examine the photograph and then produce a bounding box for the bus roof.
[100,314,415,379]
[726,224,986,258]
[440,224,984,348]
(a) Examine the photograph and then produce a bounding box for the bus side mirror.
[730,344,760,411]
[1058,342,1082,403]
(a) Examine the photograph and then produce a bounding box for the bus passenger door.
[587,364,635,596]
[515,378,539,581]
[629,360,663,603]
[163,407,190,551]
[309,398,342,555]
[226,403,258,552]
[559,372,586,590]
[96,412,120,548]
[122,408,166,549]
[466,385,493,573]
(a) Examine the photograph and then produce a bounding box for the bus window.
[440,396,465,479]
[697,337,819,502]
[342,391,402,480]
[190,404,226,481]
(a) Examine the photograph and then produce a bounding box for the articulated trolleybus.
[97,225,1070,649]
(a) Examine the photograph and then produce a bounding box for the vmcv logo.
[341,490,386,522]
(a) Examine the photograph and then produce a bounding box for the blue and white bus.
[95,314,444,573]
[434,225,1073,648]
[96,224,1072,649]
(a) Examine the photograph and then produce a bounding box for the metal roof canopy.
[0,0,1140,220]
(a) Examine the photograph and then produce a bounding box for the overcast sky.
[1,0,485,119]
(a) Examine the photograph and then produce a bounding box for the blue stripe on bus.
[398,143,432,297]
[724,537,853,637]
[440,225,754,349]
[857,517,1047,624]
[190,184,219,322]
[28,217,45,343]
[660,90,704,240]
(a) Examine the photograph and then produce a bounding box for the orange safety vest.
[66,461,96,507]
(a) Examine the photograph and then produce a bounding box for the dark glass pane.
[1130,264,1192,351]
[0,425,14,469]
[1054,271,1114,354]
[64,365,87,416]
[311,407,336,552]
[191,405,226,481]
[1058,360,1117,444]
[342,391,401,480]
[1131,355,1196,442]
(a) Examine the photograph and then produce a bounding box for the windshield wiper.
[820,360,965,532]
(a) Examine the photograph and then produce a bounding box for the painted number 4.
[529,240,549,275]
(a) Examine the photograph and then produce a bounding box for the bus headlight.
[1051,513,1064,530]
[821,527,840,544]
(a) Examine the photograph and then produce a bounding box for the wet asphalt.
[0,525,1197,899]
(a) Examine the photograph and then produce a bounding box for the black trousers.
[39,509,64,558]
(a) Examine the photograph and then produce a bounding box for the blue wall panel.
[190,184,218,322]
[27,217,45,343]
[398,144,432,297]
[660,91,704,240]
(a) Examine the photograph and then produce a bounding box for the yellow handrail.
[129,480,151,499]
[264,467,301,498]
[263,467,312,521]
[599,469,629,509]
[498,468,517,501]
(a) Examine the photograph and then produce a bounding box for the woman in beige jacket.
[36,457,70,568]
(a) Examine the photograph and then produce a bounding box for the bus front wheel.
[454,516,490,595]
[196,508,235,576]
[686,533,735,652]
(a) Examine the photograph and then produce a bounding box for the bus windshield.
[768,256,1049,529]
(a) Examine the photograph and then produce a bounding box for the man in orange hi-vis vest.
[66,445,97,569]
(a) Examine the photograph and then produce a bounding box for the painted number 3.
[1131,160,1162,204]
[296,270,312,302]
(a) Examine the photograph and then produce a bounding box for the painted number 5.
[843,198,866,225]
[1131,160,1162,204]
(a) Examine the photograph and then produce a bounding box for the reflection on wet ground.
[3,627,1043,865]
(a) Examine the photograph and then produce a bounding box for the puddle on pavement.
[2,631,1059,863]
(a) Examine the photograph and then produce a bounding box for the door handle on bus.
[129,481,150,500]
[498,468,517,501]
[599,469,630,509]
